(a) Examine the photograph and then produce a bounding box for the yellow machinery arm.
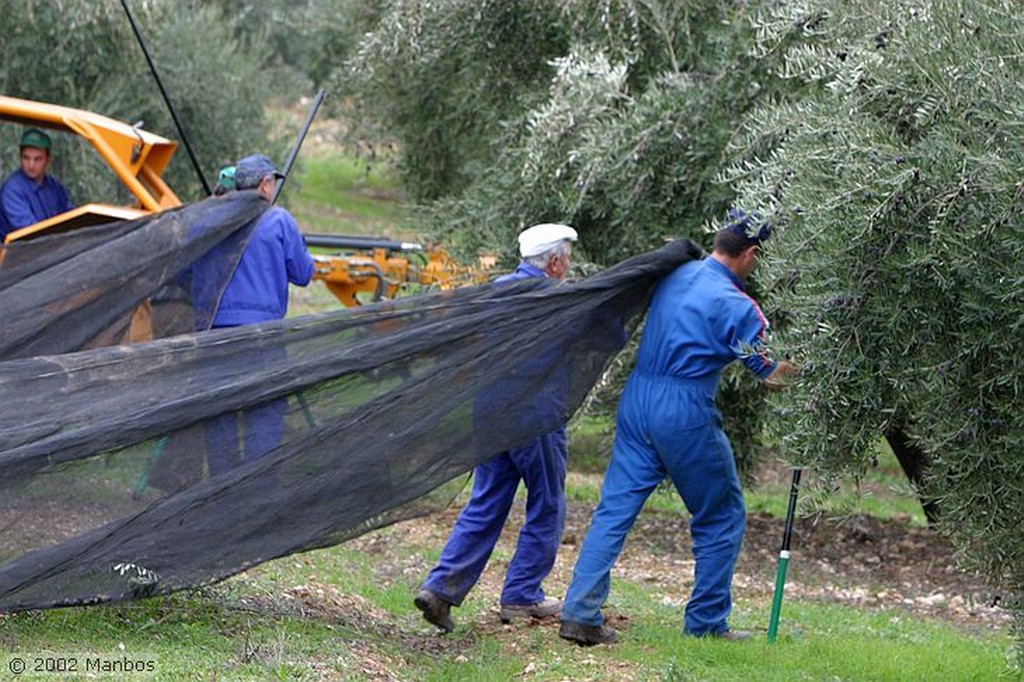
[305,234,492,307]
[0,95,181,245]
[0,96,185,344]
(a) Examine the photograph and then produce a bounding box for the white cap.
[517,223,578,258]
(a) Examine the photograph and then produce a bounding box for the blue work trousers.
[562,374,745,635]
[206,398,287,477]
[423,430,568,607]
[204,332,287,477]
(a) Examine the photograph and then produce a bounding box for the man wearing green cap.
[0,128,74,240]
[213,165,236,196]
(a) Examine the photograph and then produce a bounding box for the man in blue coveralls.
[558,209,796,646]
[415,223,579,633]
[0,128,73,239]
[202,153,315,474]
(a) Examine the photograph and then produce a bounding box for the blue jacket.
[494,261,546,284]
[636,256,776,383]
[0,170,73,238]
[211,206,314,327]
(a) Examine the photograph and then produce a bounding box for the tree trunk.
[884,426,940,525]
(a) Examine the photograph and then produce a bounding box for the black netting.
[0,199,702,612]
[0,191,266,358]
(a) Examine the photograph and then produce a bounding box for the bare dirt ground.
[276,466,1010,647]
[208,461,1014,681]
[376,489,1010,636]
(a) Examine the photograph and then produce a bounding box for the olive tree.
[0,0,276,203]
[345,0,573,203]
[346,0,810,472]
[347,0,806,242]
[726,0,1024,645]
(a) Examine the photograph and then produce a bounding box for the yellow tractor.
[0,94,182,244]
[0,94,488,307]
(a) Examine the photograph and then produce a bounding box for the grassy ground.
[284,154,411,240]
[1,148,1016,680]
[0,466,1013,681]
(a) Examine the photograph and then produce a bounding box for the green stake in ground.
[767,468,802,643]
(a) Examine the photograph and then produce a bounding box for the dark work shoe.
[558,619,618,646]
[499,597,561,623]
[414,589,454,633]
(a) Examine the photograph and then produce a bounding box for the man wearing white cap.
[415,222,578,633]
[515,222,578,276]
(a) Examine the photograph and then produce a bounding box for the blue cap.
[721,208,771,244]
[234,154,283,189]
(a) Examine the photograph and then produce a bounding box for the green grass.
[637,603,1009,681]
[283,154,410,238]
[1,593,342,680]
[2,534,1013,681]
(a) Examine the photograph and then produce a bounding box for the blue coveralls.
[209,206,314,327]
[422,262,569,608]
[0,170,73,238]
[562,256,776,635]
[201,206,314,474]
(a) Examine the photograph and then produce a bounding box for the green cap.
[20,128,52,152]
[217,166,236,190]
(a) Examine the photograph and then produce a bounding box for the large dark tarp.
[0,191,266,358]
[0,194,702,612]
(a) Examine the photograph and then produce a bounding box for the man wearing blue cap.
[559,209,795,646]
[415,223,578,633]
[0,128,73,240]
[201,153,314,473]
[210,154,313,328]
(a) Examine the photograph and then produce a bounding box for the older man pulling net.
[415,222,579,633]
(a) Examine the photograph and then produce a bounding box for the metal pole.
[272,89,327,205]
[120,0,211,196]
[767,468,802,643]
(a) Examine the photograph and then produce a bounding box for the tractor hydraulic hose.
[348,260,387,302]
[304,234,423,253]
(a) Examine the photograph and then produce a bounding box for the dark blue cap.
[234,154,283,189]
[721,208,772,244]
